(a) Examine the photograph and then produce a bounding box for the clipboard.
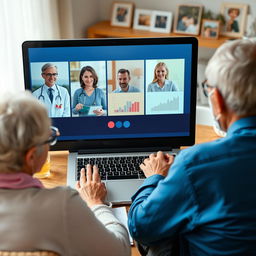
[88,105,103,116]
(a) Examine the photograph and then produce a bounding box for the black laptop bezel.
[22,37,198,152]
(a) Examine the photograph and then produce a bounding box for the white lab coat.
[32,84,70,117]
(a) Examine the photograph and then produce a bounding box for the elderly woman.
[147,62,178,92]
[0,92,130,255]
[129,39,256,255]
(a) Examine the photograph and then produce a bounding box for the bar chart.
[114,101,140,113]
[108,93,144,116]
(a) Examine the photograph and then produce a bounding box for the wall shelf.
[87,21,231,49]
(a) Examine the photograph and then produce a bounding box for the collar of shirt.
[0,172,44,189]
[43,84,56,92]
[156,80,166,89]
[118,85,130,92]
[227,116,256,136]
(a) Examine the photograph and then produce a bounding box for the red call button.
[108,121,115,128]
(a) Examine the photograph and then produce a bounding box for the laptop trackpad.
[106,180,144,204]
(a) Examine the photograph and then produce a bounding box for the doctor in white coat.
[32,63,71,117]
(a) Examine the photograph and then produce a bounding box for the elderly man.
[32,63,70,117]
[128,39,256,255]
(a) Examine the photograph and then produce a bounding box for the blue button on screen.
[123,121,131,128]
[116,121,122,128]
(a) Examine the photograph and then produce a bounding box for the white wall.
[98,0,256,21]
[69,0,256,39]
[67,0,101,38]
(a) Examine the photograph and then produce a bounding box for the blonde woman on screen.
[147,62,178,92]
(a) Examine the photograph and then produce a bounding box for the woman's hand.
[75,103,84,111]
[75,165,107,208]
[93,108,105,116]
[140,151,175,178]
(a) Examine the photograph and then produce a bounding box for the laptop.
[22,37,198,204]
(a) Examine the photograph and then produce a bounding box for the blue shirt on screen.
[147,80,178,92]
[128,116,256,255]
[72,87,106,116]
[113,85,140,93]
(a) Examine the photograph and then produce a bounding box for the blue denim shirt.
[147,80,178,92]
[72,87,106,116]
[128,116,256,255]
[113,85,140,93]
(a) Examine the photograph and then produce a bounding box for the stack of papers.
[112,207,133,245]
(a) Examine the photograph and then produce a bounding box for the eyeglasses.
[201,79,215,97]
[39,126,59,146]
[43,73,58,77]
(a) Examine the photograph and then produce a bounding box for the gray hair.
[0,91,50,173]
[205,38,256,116]
[41,63,58,73]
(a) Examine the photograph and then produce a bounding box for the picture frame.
[110,1,134,27]
[220,3,248,38]
[133,9,153,31]
[173,4,203,35]
[201,19,220,39]
[150,11,173,33]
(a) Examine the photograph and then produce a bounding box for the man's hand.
[140,151,174,178]
[75,164,107,208]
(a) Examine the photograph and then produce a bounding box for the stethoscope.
[38,85,62,103]
[78,89,97,106]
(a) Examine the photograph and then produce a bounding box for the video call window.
[107,60,144,116]
[70,61,107,117]
[30,62,71,118]
[30,58,185,118]
[145,59,185,115]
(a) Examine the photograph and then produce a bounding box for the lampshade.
[132,68,142,77]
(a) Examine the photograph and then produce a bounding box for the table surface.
[40,124,220,256]
[87,20,232,49]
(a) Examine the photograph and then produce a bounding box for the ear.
[24,147,37,172]
[211,88,226,116]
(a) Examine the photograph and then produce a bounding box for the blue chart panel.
[146,92,184,115]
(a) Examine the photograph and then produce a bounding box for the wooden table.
[40,124,220,256]
[87,21,232,49]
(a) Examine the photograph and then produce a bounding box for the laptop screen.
[22,37,198,152]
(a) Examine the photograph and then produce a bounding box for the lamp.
[132,68,142,78]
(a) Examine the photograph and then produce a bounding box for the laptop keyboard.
[76,155,148,181]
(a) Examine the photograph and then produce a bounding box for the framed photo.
[220,3,248,38]
[201,19,220,39]
[174,4,203,35]
[133,9,152,31]
[150,11,173,33]
[111,1,134,27]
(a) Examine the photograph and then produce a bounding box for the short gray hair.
[205,38,256,116]
[41,63,57,73]
[0,91,50,173]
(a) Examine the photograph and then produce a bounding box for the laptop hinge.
[74,146,178,154]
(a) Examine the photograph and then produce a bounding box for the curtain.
[0,0,60,93]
